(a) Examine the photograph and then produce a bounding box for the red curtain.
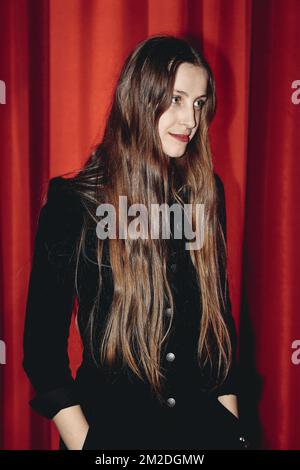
[0,0,299,450]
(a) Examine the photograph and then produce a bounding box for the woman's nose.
[179,105,197,129]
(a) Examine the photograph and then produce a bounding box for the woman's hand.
[217,394,239,419]
[80,425,90,450]
[53,405,90,450]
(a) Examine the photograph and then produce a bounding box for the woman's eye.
[195,99,205,109]
[171,95,181,104]
[171,96,206,108]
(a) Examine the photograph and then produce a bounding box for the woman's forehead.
[173,63,208,97]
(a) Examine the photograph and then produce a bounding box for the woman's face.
[158,62,208,158]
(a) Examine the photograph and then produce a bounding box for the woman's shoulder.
[44,175,83,212]
[46,175,80,203]
[38,175,85,245]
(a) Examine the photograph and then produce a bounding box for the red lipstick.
[169,133,189,143]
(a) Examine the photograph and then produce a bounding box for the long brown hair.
[64,35,231,403]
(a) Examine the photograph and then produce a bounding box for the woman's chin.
[164,150,186,159]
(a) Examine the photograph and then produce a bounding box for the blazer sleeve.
[213,174,239,397]
[22,176,83,419]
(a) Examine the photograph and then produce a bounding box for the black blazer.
[22,175,248,450]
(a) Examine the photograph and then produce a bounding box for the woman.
[23,35,249,450]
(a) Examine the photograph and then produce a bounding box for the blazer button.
[166,352,175,362]
[165,307,172,316]
[166,397,176,407]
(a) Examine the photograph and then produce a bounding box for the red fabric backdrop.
[0,0,299,450]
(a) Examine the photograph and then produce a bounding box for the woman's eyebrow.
[174,89,207,99]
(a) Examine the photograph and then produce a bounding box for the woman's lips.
[169,132,189,143]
